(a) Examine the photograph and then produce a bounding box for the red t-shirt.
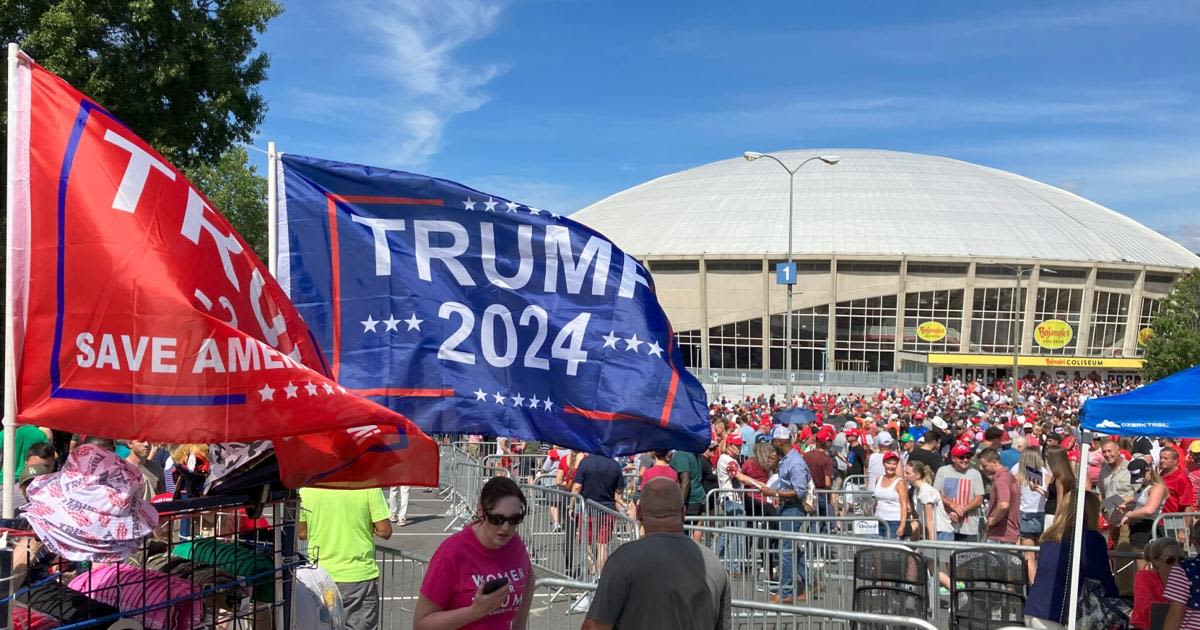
[741,458,769,504]
[1132,569,1166,630]
[420,525,532,629]
[639,464,678,489]
[1162,467,1194,513]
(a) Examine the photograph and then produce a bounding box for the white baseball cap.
[931,416,948,430]
[875,432,895,447]
[771,425,792,441]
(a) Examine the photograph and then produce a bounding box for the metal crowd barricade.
[816,488,877,518]
[375,546,430,629]
[527,577,940,630]
[1152,511,1200,551]
[686,514,890,538]
[517,484,640,583]
[481,453,548,481]
[450,439,499,462]
[444,461,492,531]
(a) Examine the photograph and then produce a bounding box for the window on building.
[902,289,964,353]
[706,260,762,273]
[1087,291,1129,356]
[1136,298,1161,356]
[1144,274,1177,294]
[969,287,1025,354]
[649,260,699,274]
[1031,287,1083,355]
[768,306,829,372]
[768,260,831,274]
[834,295,896,371]
[907,263,969,276]
[676,329,703,368]
[707,318,763,370]
[838,262,901,274]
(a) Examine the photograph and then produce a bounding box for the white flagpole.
[1065,436,1089,628]
[4,42,22,520]
[267,141,278,277]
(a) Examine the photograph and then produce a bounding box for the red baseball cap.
[726,434,744,446]
[816,426,836,442]
[951,444,973,458]
[845,428,860,439]
[882,451,900,462]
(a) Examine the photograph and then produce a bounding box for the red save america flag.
[9,54,437,487]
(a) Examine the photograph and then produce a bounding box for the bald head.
[637,477,685,533]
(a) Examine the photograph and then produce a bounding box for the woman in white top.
[1013,448,1052,581]
[906,460,953,590]
[873,451,909,539]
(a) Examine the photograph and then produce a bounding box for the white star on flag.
[542,398,554,411]
[283,382,299,399]
[504,201,520,212]
[511,392,526,407]
[383,314,401,332]
[484,197,497,212]
[624,334,644,352]
[493,392,506,405]
[304,381,318,396]
[474,388,488,401]
[528,394,540,408]
[601,331,620,349]
[337,386,348,394]
[463,197,477,210]
[404,313,424,331]
[258,384,275,401]
[646,340,664,358]
[323,383,335,395]
[361,315,379,333]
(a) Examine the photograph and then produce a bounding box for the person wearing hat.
[14,462,52,508]
[769,425,812,604]
[867,431,896,493]
[934,444,986,542]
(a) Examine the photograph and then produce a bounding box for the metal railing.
[1152,511,1200,551]
[517,484,641,584]
[375,547,429,630]
[529,576,940,630]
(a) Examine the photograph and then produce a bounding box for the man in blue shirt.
[770,425,812,604]
[739,420,756,460]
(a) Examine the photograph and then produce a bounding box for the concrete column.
[894,257,908,354]
[1020,267,1041,355]
[1075,266,1097,356]
[827,258,838,372]
[1122,268,1146,356]
[959,261,977,353]
[762,256,771,379]
[700,256,710,370]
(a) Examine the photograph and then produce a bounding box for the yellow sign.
[927,353,1144,369]
[1137,327,1153,347]
[1034,319,1073,350]
[916,321,947,342]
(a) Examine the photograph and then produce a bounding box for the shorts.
[936,532,956,541]
[576,513,615,545]
[686,502,706,516]
[1019,513,1043,538]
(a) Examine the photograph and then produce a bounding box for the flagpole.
[267,141,278,277]
[1065,435,1089,628]
[3,42,22,520]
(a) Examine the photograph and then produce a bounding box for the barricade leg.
[719,501,747,576]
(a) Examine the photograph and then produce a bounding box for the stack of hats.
[21,444,159,562]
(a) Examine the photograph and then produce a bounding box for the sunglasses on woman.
[484,511,525,527]
[1162,556,1181,565]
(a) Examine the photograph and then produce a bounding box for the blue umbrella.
[776,408,816,426]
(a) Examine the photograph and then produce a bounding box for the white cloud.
[286,0,507,169]
[1169,223,1200,252]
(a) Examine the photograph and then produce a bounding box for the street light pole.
[744,152,839,407]
[1012,265,1024,398]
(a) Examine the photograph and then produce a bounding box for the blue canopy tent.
[1080,363,1200,437]
[1066,363,1200,627]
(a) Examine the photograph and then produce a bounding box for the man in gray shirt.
[582,477,731,630]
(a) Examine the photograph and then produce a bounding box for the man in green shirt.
[669,449,706,516]
[299,488,393,630]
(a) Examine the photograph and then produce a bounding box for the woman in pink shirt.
[416,477,533,629]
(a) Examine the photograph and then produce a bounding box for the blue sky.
[255,0,1200,250]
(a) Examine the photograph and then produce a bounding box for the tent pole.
[1066,437,1089,628]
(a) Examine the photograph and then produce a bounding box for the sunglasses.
[483,511,525,527]
[1163,556,1181,565]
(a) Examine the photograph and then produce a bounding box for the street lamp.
[998,265,1055,401]
[744,151,840,407]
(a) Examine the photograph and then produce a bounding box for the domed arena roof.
[573,149,1200,269]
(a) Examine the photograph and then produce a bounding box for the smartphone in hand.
[482,577,509,595]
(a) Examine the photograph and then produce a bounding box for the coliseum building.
[573,150,1200,388]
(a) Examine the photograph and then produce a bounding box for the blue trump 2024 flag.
[275,154,710,456]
